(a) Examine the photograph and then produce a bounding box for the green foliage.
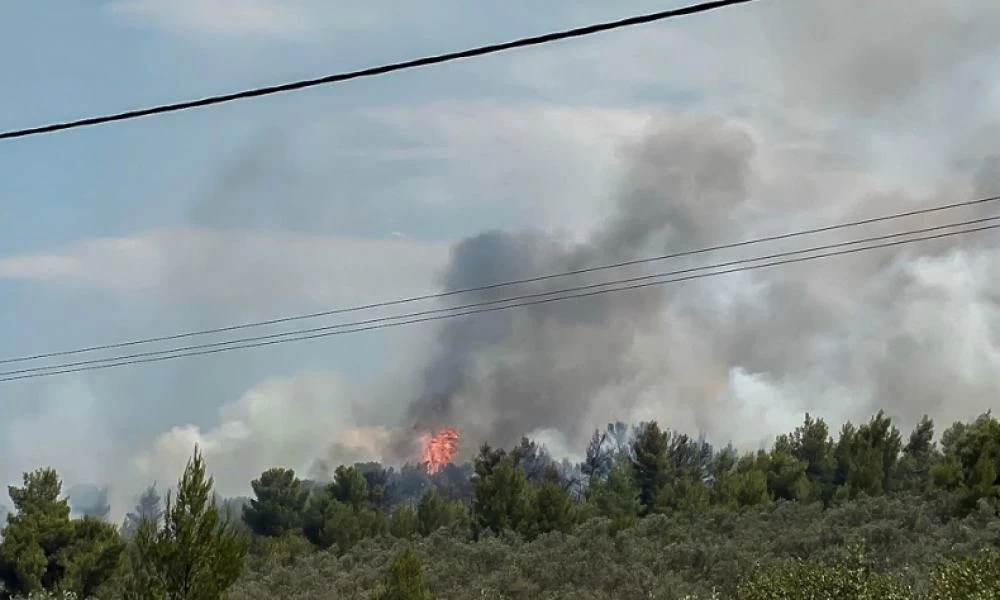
[0,469,122,598]
[58,517,126,598]
[358,464,396,512]
[389,506,418,540]
[242,468,309,538]
[655,432,714,514]
[232,492,1000,600]
[472,445,528,536]
[631,422,669,516]
[415,488,465,537]
[228,407,1000,598]
[739,549,914,599]
[521,478,575,540]
[371,548,434,600]
[0,469,74,596]
[735,459,771,508]
[303,467,385,554]
[928,551,1000,599]
[329,466,370,509]
[250,533,314,569]
[897,416,937,494]
[762,442,810,502]
[789,414,834,503]
[122,446,248,600]
[586,460,641,530]
[739,548,1000,600]
[12,408,1000,599]
[933,413,1000,515]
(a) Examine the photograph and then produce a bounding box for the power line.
[3,194,997,367]
[0,0,756,141]
[12,214,994,374]
[3,220,995,383]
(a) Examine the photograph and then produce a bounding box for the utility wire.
[10,214,995,375]
[3,219,995,383]
[3,194,998,367]
[0,0,756,141]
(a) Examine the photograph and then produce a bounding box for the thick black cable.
[2,220,995,383]
[3,194,997,367]
[0,0,756,141]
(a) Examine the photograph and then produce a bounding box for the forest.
[2,408,1000,599]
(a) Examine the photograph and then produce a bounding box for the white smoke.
[4,0,1000,511]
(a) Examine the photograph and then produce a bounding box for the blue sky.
[0,2,712,405]
[2,0,999,514]
[0,0,714,498]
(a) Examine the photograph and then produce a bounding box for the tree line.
[2,408,1000,598]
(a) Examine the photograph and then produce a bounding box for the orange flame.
[420,427,460,474]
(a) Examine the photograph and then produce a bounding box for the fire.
[420,427,460,474]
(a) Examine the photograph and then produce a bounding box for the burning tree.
[420,427,460,474]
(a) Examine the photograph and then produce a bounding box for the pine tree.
[790,413,835,502]
[631,422,669,516]
[59,516,128,598]
[121,483,164,539]
[763,442,810,502]
[302,465,384,553]
[242,467,309,538]
[0,468,123,598]
[586,459,640,530]
[844,411,903,498]
[0,468,74,596]
[123,446,248,600]
[511,437,555,484]
[471,445,528,536]
[523,474,575,539]
[415,488,450,536]
[328,465,370,509]
[358,463,396,511]
[582,429,612,481]
[897,415,936,493]
[934,413,1000,514]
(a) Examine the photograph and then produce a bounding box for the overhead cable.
[0,0,757,140]
[2,219,995,383]
[3,193,997,367]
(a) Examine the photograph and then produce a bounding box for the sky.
[1,0,999,518]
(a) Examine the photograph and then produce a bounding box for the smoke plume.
[388,0,1000,457]
[6,1,999,511]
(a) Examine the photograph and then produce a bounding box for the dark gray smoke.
[393,115,759,456]
[388,0,1000,456]
[394,109,1000,456]
[388,2,1000,448]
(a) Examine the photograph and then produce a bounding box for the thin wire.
[3,220,995,383]
[3,194,997,366]
[10,215,992,376]
[0,0,756,141]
